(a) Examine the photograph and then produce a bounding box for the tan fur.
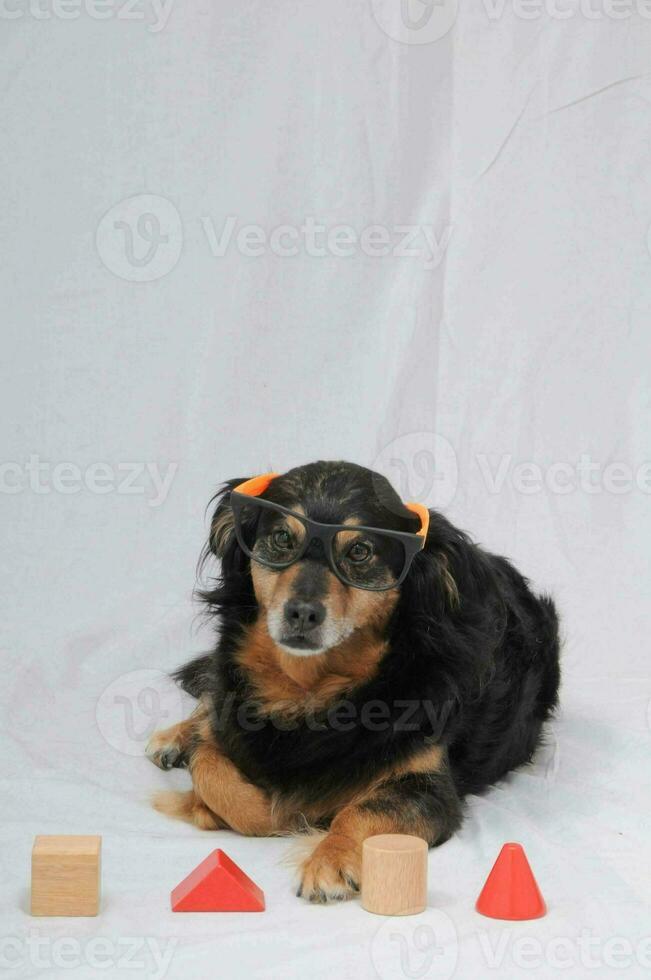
[242,553,397,714]
[250,561,302,619]
[188,741,278,836]
[252,554,397,647]
[152,790,224,830]
[296,744,446,900]
[334,743,446,839]
[234,617,391,718]
[211,508,235,557]
[439,553,459,608]
[393,743,444,779]
[325,571,399,635]
[147,701,271,834]
[282,742,445,825]
[298,829,363,901]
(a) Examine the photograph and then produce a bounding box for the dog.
[148,461,560,903]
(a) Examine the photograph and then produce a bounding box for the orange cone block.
[475,842,546,920]
[171,849,265,912]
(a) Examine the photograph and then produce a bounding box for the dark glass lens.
[234,498,306,567]
[332,529,406,589]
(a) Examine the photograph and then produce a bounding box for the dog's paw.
[297,834,361,904]
[145,730,188,771]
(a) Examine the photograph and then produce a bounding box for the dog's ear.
[416,509,501,613]
[396,509,500,722]
[401,510,466,616]
[395,509,500,721]
[198,478,257,616]
[207,477,250,559]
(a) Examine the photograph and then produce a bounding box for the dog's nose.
[283,598,326,634]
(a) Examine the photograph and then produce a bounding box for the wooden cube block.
[31,835,101,916]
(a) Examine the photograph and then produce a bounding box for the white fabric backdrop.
[1,2,650,977]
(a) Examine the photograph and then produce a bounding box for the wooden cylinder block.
[361,834,428,916]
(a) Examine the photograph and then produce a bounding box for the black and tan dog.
[148,461,560,902]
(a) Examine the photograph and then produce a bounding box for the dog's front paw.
[297,834,361,904]
[145,730,188,770]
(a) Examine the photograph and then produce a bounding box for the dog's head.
[206,461,431,656]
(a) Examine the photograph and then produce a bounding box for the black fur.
[174,461,560,845]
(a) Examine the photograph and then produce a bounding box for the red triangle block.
[171,849,265,912]
[475,842,546,920]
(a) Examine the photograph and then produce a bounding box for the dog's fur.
[148,461,560,902]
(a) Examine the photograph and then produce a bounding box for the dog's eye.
[347,540,373,563]
[272,528,293,551]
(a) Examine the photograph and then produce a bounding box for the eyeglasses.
[230,473,429,592]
